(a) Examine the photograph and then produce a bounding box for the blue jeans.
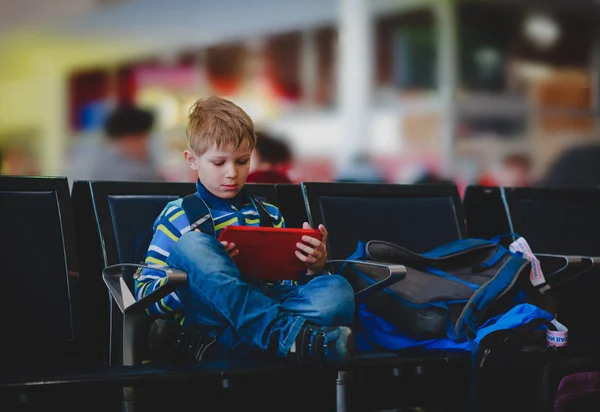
[167,232,355,358]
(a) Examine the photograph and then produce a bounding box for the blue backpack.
[341,238,553,348]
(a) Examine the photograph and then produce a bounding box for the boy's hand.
[220,241,239,259]
[295,222,328,275]
[194,228,239,258]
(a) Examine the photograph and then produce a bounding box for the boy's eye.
[237,159,249,165]
[213,162,224,166]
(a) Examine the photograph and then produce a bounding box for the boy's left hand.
[295,222,328,275]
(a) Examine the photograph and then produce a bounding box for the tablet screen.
[218,226,322,280]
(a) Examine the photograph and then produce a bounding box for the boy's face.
[185,142,252,199]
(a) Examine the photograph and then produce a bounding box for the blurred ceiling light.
[523,12,561,50]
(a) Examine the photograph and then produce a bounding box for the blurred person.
[498,153,533,187]
[538,142,600,189]
[412,171,454,186]
[334,153,387,183]
[476,171,499,187]
[246,131,294,183]
[84,106,164,182]
[476,153,533,188]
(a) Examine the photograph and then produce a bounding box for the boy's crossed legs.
[167,231,355,365]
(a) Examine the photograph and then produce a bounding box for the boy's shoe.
[291,323,354,367]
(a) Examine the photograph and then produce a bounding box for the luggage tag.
[509,237,569,347]
[509,237,546,287]
[547,318,569,348]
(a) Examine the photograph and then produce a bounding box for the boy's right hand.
[220,241,239,259]
[194,228,239,258]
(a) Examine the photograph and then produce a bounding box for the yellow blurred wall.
[0,33,142,174]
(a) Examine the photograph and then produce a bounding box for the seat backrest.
[463,186,512,243]
[301,182,466,260]
[274,183,308,228]
[0,176,83,368]
[83,181,277,365]
[464,185,600,255]
[245,182,280,207]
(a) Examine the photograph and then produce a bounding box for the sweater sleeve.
[134,203,192,316]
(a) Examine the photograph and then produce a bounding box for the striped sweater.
[135,180,285,319]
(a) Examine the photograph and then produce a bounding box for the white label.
[509,237,546,287]
[547,318,569,347]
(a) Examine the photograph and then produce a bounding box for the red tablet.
[218,226,323,281]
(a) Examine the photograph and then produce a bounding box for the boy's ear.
[184,150,199,170]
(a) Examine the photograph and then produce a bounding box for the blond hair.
[186,96,256,155]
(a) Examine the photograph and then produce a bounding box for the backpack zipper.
[479,348,491,368]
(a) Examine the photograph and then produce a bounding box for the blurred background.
[1,0,599,194]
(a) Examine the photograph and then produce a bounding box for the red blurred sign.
[134,65,202,89]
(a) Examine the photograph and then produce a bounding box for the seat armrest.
[536,254,600,269]
[536,254,600,290]
[322,259,406,300]
[102,263,187,314]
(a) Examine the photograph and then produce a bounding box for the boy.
[136,96,355,365]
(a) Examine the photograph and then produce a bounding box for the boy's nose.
[225,165,238,178]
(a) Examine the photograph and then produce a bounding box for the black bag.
[473,318,600,412]
[536,356,600,412]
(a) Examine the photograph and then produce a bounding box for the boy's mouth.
[221,184,239,191]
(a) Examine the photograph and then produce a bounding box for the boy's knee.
[324,275,354,303]
[169,231,237,276]
[313,275,355,325]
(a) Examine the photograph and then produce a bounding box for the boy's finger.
[318,224,328,241]
[301,235,320,247]
[296,242,316,256]
[295,250,310,262]
[302,222,312,230]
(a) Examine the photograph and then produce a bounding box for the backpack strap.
[366,238,497,268]
[246,191,277,228]
[181,190,277,238]
[181,194,215,237]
